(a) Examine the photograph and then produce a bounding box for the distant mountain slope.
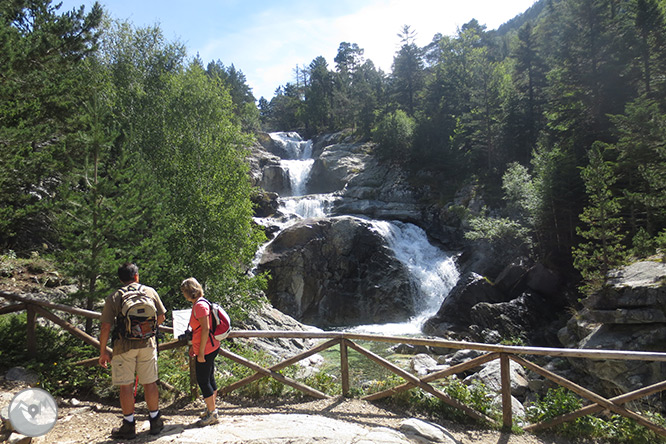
[494,0,554,35]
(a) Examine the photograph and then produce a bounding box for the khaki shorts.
[111,347,158,386]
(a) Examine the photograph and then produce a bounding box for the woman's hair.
[180,277,204,300]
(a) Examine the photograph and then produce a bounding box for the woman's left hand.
[197,355,205,363]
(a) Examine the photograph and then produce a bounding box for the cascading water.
[349,221,459,335]
[259,132,460,335]
[268,132,333,217]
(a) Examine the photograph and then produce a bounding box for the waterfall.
[268,132,331,218]
[260,132,460,335]
[282,159,314,197]
[348,220,459,335]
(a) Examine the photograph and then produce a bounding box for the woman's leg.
[195,348,218,411]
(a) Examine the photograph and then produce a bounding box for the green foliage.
[364,374,497,425]
[465,214,532,257]
[612,96,666,237]
[657,229,666,263]
[306,56,332,135]
[206,60,259,132]
[391,25,424,116]
[500,336,526,347]
[156,347,191,400]
[632,227,656,258]
[572,143,626,295]
[372,109,415,161]
[526,387,666,443]
[0,0,102,250]
[0,314,111,398]
[502,162,538,227]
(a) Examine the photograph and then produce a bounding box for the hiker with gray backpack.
[98,262,167,439]
[180,277,230,427]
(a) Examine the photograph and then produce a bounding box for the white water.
[261,132,460,335]
[348,220,459,335]
[282,159,314,197]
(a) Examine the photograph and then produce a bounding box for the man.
[99,262,167,439]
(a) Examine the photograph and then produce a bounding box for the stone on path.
[400,418,458,443]
[154,413,420,444]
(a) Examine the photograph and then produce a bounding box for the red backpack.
[202,298,231,342]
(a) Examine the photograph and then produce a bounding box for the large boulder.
[469,292,561,344]
[256,216,418,328]
[422,272,509,335]
[559,260,666,396]
[236,302,321,360]
[307,143,368,194]
[247,138,291,194]
[423,261,569,345]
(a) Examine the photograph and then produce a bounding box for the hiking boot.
[111,418,136,439]
[197,409,219,427]
[149,411,164,435]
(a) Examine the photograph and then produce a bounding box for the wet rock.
[257,216,416,328]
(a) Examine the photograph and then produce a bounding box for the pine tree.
[572,142,626,295]
[0,0,102,249]
[305,56,332,135]
[392,25,424,116]
[56,84,120,332]
[612,95,666,236]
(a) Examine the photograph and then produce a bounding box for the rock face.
[256,216,418,328]
[423,259,569,345]
[248,138,288,193]
[558,260,666,396]
[306,138,427,226]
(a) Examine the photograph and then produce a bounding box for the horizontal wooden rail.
[0,291,172,333]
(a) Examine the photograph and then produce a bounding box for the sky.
[57,0,539,101]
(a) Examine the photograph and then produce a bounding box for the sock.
[124,413,135,423]
[149,410,159,419]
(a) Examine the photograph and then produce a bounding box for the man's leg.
[143,381,159,412]
[112,383,137,438]
[119,384,135,415]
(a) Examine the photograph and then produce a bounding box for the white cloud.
[60,0,538,100]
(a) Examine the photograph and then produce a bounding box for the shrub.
[526,387,666,443]
[0,313,110,398]
[632,227,655,258]
[656,229,666,263]
[372,110,415,161]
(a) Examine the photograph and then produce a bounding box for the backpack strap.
[201,298,216,346]
[191,298,216,346]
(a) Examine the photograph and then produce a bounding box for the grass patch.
[526,387,666,443]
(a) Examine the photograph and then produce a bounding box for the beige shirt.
[100,283,167,356]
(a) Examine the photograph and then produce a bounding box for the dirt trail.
[0,380,594,444]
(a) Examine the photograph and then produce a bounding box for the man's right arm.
[99,322,112,368]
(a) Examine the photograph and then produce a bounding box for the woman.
[180,277,220,426]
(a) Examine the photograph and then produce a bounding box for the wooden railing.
[3,290,666,436]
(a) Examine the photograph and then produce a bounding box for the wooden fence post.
[189,355,198,399]
[340,339,350,397]
[26,304,36,358]
[500,353,512,430]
